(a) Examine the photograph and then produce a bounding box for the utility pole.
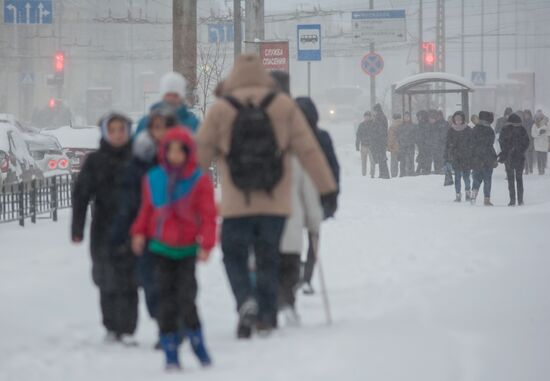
[369,0,375,110]
[514,1,518,70]
[244,0,264,54]
[461,0,464,77]
[418,0,423,73]
[496,0,500,78]
[173,0,197,99]
[233,0,242,59]
[435,0,446,109]
[480,0,485,72]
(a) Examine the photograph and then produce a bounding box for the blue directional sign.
[4,0,53,25]
[297,24,321,61]
[208,23,234,44]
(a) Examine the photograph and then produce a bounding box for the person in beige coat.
[196,54,337,338]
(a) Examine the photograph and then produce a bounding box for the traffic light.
[48,98,56,109]
[422,42,436,72]
[54,52,65,73]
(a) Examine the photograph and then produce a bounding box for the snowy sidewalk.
[1,143,550,380]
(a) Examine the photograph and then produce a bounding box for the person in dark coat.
[366,103,390,179]
[470,111,497,206]
[71,113,138,343]
[416,110,432,175]
[495,107,513,136]
[498,113,531,206]
[396,111,416,176]
[433,110,449,173]
[356,111,374,177]
[444,111,472,202]
[110,109,177,348]
[295,96,341,295]
[522,110,535,175]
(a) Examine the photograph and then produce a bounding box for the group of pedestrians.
[71,54,340,372]
[356,103,549,206]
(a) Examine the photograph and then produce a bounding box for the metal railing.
[0,174,75,226]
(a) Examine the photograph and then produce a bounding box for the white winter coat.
[532,122,549,152]
[279,157,323,254]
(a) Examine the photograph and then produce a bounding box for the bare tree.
[196,42,229,118]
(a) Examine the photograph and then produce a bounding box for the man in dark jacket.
[470,111,497,206]
[444,111,472,202]
[498,113,531,206]
[72,113,138,343]
[495,107,513,136]
[433,110,450,173]
[416,110,432,175]
[367,103,390,179]
[356,111,374,177]
[396,111,416,177]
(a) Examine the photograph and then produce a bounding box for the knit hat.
[507,113,522,126]
[504,107,513,116]
[478,111,494,124]
[534,110,545,123]
[159,71,187,99]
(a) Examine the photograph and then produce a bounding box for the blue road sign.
[208,23,234,44]
[297,24,321,61]
[471,71,487,86]
[20,72,34,85]
[4,0,53,25]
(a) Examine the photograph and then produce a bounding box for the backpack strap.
[259,92,278,110]
[224,95,243,111]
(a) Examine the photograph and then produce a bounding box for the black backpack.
[224,92,283,202]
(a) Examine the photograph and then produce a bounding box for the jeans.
[221,216,286,327]
[278,254,301,308]
[505,164,524,203]
[454,169,471,194]
[472,167,493,198]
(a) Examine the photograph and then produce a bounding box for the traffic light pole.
[418,0,423,73]
[369,0,375,110]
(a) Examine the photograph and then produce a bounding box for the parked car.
[43,125,100,172]
[0,124,42,185]
[24,133,71,178]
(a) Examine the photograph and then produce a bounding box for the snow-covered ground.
[1,123,549,381]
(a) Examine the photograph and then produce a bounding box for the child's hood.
[158,127,198,178]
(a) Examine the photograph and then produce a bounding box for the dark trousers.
[417,148,433,174]
[399,149,415,177]
[137,247,158,319]
[278,254,301,308]
[525,149,534,174]
[221,216,285,327]
[303,233,316,284]
[506,164,524,203]
[373,148,390,178]
[472,167,494,198]
[153,255,200,334]
[99,289,138,335]
[454,169,471,194]
[536,151,548,175]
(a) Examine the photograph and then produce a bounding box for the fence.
[0,174,74,226]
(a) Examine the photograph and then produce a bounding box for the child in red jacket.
[131,127,216,370]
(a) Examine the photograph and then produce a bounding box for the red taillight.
[0,157,8,173]
[58,159,69,169]
[48,159,58,170]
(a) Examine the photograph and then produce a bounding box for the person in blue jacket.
[135,71,200,136]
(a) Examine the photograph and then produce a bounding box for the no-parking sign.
[361,52,384,77]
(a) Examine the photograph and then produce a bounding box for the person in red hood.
[131,127,216,371]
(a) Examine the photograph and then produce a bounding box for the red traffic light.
[48,98,56,109]
[54,52,65,73]
[422,42,436,71]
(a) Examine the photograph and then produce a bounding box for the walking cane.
[310,233,333,326]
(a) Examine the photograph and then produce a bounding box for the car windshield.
[26,140,62,152]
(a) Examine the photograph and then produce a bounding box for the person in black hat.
[470,111,497,206]
[498,113,530,206]
[367,103,390,179]
[495,107,513,135]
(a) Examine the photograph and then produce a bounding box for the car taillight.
[58,159,69,169]
[48,159,58,170]
[0,156,8,173]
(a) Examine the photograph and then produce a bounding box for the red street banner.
[260,41,289,72]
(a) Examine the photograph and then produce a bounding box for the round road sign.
[361,52,384,77]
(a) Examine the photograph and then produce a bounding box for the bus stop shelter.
[394,72,474,118]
